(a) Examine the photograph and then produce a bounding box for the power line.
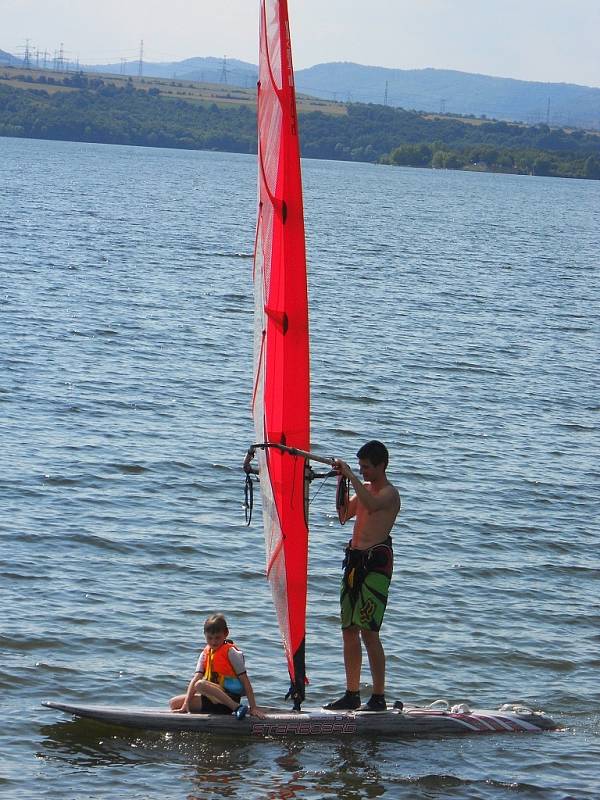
[219,55,228,84]
[23,39,31,68]
[53,42,66,71]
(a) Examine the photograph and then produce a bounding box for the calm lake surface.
[1,136,599,799]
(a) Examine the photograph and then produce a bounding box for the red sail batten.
[253,0,309,702]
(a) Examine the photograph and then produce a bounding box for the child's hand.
[173,702,189,714]
[249,705,267,719]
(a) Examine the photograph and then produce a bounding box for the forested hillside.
[3,51,599,129]
[1,76,599,180]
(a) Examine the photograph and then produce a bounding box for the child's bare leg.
[186,695,205,712]
[169,693,204,712]
[169,694,186,711]
[195,680,239,710]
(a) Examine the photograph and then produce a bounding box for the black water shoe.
[360,695,387,712]
[323,691,361,711]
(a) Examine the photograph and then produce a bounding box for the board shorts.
[340,537,393,631]
[194,685,242,715]
[197,695,240,715]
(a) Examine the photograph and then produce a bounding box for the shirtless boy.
[324,440,401,712]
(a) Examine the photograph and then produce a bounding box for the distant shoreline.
[1,66,599,182]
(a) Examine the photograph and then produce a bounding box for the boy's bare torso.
[351,482,401,549]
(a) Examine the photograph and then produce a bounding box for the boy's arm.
[336,460,398,513]
[339,493,358,523]
[178,673,202,713]
[239,673,266,718]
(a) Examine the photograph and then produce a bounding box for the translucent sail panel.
[252,0,310,704]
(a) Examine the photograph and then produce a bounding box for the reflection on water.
[39,719,175,767]
[36,710,596,799]
[39,718,401,800]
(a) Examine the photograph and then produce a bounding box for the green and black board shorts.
[340,537,393,631]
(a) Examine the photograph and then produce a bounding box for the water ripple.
[1,139,598,800]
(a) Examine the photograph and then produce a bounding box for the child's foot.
[323,691,361,711]
[360,694,387,712]
[233,704,248,720]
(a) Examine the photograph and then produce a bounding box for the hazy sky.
[3,0,599,88]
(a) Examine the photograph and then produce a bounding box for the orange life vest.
[202,641,244,695]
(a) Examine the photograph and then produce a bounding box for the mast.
[251,0,310,709]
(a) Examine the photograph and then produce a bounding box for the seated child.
[169,613,265,719]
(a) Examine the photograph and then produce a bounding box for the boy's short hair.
[204,613,229,635]
[357,440,389,468]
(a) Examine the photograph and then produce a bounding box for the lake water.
[1,135,599,799]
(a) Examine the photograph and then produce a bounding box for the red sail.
[252,0,309,703]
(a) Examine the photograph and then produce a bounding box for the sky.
[2,0,599,88]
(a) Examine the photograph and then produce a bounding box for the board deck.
[42,700,558,737]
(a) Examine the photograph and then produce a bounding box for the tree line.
[0,78,256,153]
[383,142,600,180]
[1,77,599,180]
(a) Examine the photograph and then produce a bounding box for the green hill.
[1,68,599,180]
[4,51,600,129]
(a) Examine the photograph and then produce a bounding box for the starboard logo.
[250,715,357,736]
